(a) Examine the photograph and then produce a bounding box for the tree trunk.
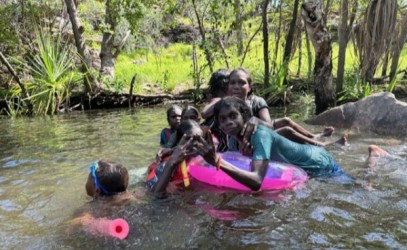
[271,3,283,75]
[283,0,300,63]
[64,0,98,93]
[100,33,116,78]
[0,52,33,115]
[301,1,336,115]
[381,49,389,76]
[296,31,302,77]
[305,27,313,80]
[99,0,117,79]
[336,0,349,95]
[262,0,269,87]
[191,0,214,72]
[323,0,332,25]
[283,0,300,85]
[234,0,244,56]
[390,13,407,82]
[356,0,397,82]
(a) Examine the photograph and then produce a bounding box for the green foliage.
[14,28,82,115]
[338,67,377,102]
[255,63,292,106]
[0,5,19,52]
[2,96,25,117]
[114,44,193,94]
[78,0,105,37]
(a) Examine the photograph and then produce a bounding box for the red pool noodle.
[88,218,129,240]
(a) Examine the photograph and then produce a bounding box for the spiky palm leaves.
[26,28,82,115]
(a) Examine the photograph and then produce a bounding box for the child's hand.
[169,135,194,165]
[156,148,173,162]
[239,138,253,157]
[194,131,217,166]
[239,117,257,156]
[241,117,259,141]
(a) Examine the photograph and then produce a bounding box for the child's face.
[182,109,199,123]
[217,106,244,137]
[228,70,251,100]
[168,109,182,129]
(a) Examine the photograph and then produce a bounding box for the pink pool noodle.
[88,218,129,240]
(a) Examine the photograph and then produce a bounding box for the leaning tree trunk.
[301,1,335,115]
[283,0,300,64]
[262,0,270,87]
[64,0,99,93]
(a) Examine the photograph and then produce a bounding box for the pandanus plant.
[24,27,82,115]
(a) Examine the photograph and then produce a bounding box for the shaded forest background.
[1,0,407,116]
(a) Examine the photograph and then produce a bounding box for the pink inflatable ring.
[188,151,308,191]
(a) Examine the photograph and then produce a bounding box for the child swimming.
[160,105,182,146]
[70,160,134,237]
[85,160,133,201]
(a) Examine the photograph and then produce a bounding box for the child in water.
[157,105,204,161]
[201,69,230,152]
[228,68,336,146]
[70,160,135,232]
[160,105,182,147]
[84,160,133,202]
[194,96,348,191]
[147,120,209,196]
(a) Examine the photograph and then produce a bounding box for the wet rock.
[305,92,407,136]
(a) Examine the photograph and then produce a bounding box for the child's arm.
[152,136,194,194]
[70,212,94,227]
[201,97,221,119]
[194,134,269,191]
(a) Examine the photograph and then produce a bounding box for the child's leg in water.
[368,145,390,157]
[366,145,390,168]
[273,117,334,138]
[276,126,347,147]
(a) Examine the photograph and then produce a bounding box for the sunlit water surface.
[0,105,406,249]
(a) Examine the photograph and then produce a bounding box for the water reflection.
[0,106,406,249]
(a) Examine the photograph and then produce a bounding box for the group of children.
[75,67,393,235]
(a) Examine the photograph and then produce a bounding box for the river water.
[0,105,406,249]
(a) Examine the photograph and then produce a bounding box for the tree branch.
[0,52,33,115]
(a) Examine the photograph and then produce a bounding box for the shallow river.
[0,105,406,249]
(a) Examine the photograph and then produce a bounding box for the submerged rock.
[305,92,407,136]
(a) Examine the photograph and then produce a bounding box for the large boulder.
[305,92,407,136]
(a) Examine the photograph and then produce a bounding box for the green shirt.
[251,125,335,175]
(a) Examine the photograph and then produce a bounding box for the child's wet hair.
[214,96,252,123]
[209,69,230,97]
[95,160,129,195]
[181,105,201,121]
[229,67,253,96]
[175,119,201,143]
